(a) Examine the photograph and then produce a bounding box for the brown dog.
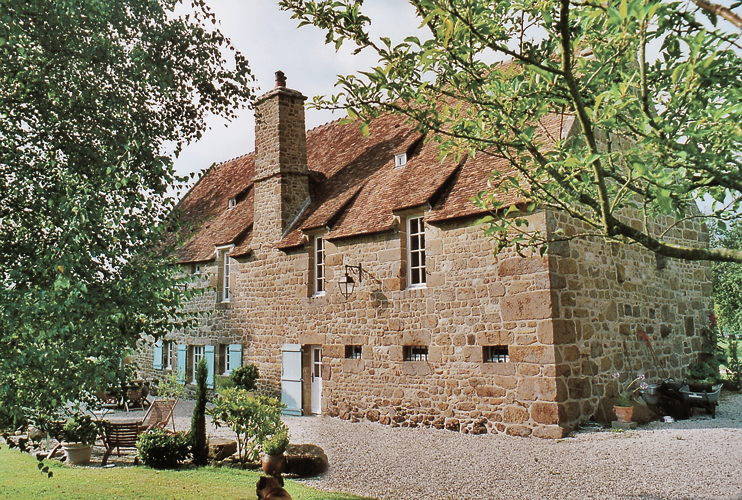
[256,476,292,500]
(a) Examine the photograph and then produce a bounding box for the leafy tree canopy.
[0,0,253,425]
[711,221,742,333]
[280,0,742,261]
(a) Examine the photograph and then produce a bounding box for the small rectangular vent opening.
[345,345,362,359]
[403,345,428,361]
[484,345,509,363]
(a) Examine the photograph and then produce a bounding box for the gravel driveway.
[132,392,742,500]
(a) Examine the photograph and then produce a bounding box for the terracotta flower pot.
[613,405,634,423]
[261,453,286,477]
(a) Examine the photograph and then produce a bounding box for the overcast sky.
[173,1,420,189]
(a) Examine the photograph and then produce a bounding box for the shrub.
[726,333,741,389]
[190,358,208,466]
[208,388,284,466]
[686,359,722,385]
[136,428,191,469]
[229,364,259,392]
[156,369,187,400]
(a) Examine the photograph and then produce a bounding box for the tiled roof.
[174,105,576,263]
[174,154,255,262]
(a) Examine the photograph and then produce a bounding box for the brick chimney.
[252,71,309,248]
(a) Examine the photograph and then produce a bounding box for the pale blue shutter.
[281,343,303,416]
[205,345,215,389]
[228,344,242,374]
[153,340,163,370]
[176,345,187,383]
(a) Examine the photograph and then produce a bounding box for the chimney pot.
[275,70,286,88]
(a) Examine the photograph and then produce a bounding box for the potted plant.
[208,390,285,468]
[611,372,649,423]
[685,359,723,392]
[261,426,289,477]
[61,414,99,464]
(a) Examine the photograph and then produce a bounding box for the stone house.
[138,72,712,438]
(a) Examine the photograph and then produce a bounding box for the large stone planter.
[62,442,93,464]
[285,444,329,476]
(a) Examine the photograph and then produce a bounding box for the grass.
[0,446,374,500]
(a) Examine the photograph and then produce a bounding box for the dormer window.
[228,198,237,210]
[394,153,407,168]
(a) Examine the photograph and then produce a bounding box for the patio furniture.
[125,379,150,412]
[102,421,140,466]
[139,398,178,433]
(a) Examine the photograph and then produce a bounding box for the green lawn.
[0,447,374,500]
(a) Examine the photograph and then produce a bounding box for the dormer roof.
[174,110,575,263]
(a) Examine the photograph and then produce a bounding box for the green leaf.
[359,121,369,137]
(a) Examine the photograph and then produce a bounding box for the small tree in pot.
[61,414,99,464]
[208,389,285,468]
[261,425,289,477]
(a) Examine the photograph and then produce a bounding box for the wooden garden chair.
[102,421,140,466]
[138,398,177,433]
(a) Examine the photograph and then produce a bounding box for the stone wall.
[136,267,237,386]
[141,211,569,438]
[137,202,710,437]
[547,208,712,428]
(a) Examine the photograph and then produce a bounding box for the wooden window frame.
[407,216,426,288]
[314,236,325,296]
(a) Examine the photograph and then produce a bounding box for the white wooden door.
[281,344,303,416]
[311,346,322,415]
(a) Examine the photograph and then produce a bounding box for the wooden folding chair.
[138,398,178,433]
[102,421,140,466]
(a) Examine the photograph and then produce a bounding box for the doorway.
[310,345,322,415]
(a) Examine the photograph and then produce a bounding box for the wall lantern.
[338,264,363,300]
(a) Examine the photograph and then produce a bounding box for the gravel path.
[115,392,742,500]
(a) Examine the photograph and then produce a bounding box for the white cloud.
[173,0,420,186]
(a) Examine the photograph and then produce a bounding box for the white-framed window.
[484,345,510,363]
[228,198,237,209]
[408,216,426,287]
[162,340,174,370]
[217,247,231,302]
[403,345,428,361]
[314,236,325,295]
[218,344,232,375]
[192,345,205,379]
[394,152,407,168]
[191,263,201,275]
